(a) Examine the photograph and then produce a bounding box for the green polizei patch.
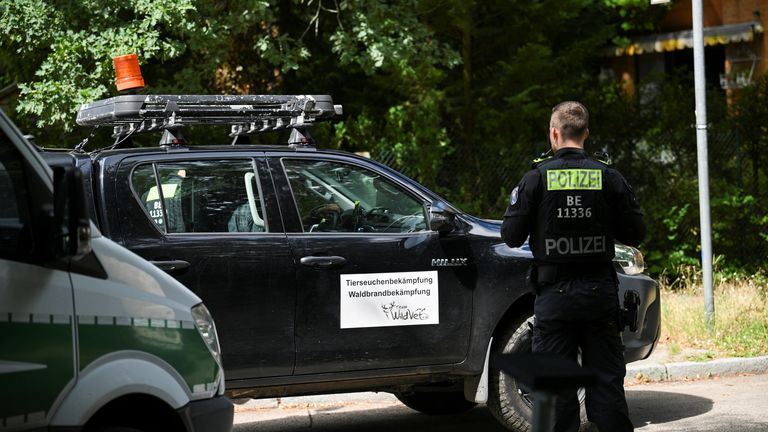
[0,315,75,421]
[546,169,602,191]
[77,316,218,393]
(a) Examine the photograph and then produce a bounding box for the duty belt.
[536,262,614,284]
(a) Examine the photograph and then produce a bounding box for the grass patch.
[660,267,768,358]
[667,342,681,356]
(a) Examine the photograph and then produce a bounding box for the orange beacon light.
[113,53,145,92]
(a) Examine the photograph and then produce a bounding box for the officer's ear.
[583,128,589,141]
[549,127,558,148]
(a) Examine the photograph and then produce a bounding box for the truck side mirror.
[46,158,92,260]
[429,201,455,235]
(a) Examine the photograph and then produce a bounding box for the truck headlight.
[191,303,222,367]
[614,244,645,275]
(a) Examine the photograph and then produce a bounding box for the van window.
[0,136,31,260]
[131,160,268,234]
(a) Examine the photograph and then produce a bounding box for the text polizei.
[545,236,607,256]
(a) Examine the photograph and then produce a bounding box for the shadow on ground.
[234,405,508,432]
[234,390,715,432]
[627,390,713,427]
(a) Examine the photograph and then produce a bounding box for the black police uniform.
[501,147,645,432]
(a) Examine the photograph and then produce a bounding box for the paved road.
[628,374,767,431]
[233,374,768,432]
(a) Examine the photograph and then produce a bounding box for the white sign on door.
[340,270,439,329]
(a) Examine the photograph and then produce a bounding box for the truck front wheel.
[487,315,589,432]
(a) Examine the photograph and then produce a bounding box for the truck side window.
[282,159,427,234]
[0,137,32,260]
[131,160,268,234]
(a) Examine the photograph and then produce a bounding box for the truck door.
[269,154,473,375]
[0,113,76,429]
[113,154,296,379]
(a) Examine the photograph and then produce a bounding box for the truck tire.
[396,390,477,415]
[488,315,589,432]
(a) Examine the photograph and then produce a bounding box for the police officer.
[501,101,645,432]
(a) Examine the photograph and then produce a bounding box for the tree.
[1,0,200,129]
[0,1,458,136]
[8,0,762,275]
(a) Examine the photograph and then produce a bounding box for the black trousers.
[532,276,634,432]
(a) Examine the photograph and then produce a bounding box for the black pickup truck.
[43,94,660,431]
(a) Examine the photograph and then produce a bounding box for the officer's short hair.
[550,101,589,141]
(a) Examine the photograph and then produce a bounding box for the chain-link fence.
[371,130,767,273]
[372,143,535,212]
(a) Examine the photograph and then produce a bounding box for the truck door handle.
[149,260,191,275]
[300,255,347,269]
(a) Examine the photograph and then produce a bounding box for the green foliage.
[329,0,460,75]
[0,0,457,136]
[1,0,198,129]
[651,73,767,276]
[2,0,766,277]
[334,88,452,188]
[646,204,700,274]
[730,73,768,202]
[566,66,768,278]
[602,0,671,36]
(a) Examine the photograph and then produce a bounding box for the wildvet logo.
[431,258,469,267]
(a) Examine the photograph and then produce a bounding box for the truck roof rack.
[76,94,342,146]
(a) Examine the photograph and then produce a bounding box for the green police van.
[0,109,233,431]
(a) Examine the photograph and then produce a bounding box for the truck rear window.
[131,160,268,234]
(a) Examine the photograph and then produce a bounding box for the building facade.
[610,0,765,94]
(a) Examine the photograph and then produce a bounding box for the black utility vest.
[531,153,615,264]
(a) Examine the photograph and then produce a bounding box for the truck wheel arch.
[491,293,534,344]
[464,293,534,403]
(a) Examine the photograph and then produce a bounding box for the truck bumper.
[618,272,661,363]
[178,396,234,432]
